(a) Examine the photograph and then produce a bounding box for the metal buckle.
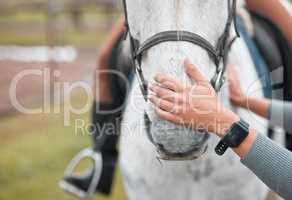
[211,67,226,93]
[135,61,148,101]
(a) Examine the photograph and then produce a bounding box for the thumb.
[184,59,207,83]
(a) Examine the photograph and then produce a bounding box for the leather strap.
[136,31,220,66]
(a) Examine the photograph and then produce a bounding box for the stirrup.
[59,148,103,199]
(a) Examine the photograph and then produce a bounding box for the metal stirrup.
[59,148,103,199]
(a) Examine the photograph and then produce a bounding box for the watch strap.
[215,140,229,156]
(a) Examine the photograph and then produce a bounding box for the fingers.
[149,95,181,113]
[227,65,241,91]
[227,64,237,75]
[184,59,207,84]
[154,74,184,92]
[154,107,181,124]
[150,84,183,103]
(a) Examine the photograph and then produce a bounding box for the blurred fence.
[0,0,119,14]
[0,0,121,115]
[0,0,120,47]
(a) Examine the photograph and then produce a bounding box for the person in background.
[228,65,292,133]
[245,0,292,48]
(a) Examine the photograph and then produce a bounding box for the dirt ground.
[0,47,98,116]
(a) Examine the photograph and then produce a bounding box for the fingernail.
[149,85,153,91]
[148,95,153,101]
[148,95,156,103]
[152,82,159,87]
[154,74,162,82]
[154,76,159,83]
[154,76,159,82]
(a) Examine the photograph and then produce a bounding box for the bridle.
[122,0,239,99]
[122,0,240,160]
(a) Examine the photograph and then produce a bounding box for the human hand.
[228,65,247,107]
[149,59,239,137]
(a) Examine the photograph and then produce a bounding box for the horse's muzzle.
[155,136,209,161]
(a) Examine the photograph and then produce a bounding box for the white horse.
[120,0,269,199]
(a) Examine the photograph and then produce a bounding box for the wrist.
[216,109,240,138]
[234,128,257,159]
[236,96,248,108]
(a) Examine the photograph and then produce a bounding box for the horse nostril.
[155,142,207,160]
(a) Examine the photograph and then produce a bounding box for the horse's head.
[125,0,235,160]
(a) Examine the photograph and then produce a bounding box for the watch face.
[215,119,249,155]
[226,120,249,147]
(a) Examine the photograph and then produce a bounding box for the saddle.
[248,11,292,150]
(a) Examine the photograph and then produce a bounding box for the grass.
[0,32,47,46]
[59,30,107,47]
[0,92,127,200]
[0,12,46,23]
[0,9,117,24]
[0,29,107,47]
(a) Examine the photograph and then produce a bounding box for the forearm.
[241,132,292,199]
[238,96,270,119]
[233,128,257,159]
[97,16,125,70]
[238,97,292,133]
[217,111,292,199]
[245,0,292,47]
[269,100,292,133]
[95,16,125,101]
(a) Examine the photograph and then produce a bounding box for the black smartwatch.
[215,119,250,156]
